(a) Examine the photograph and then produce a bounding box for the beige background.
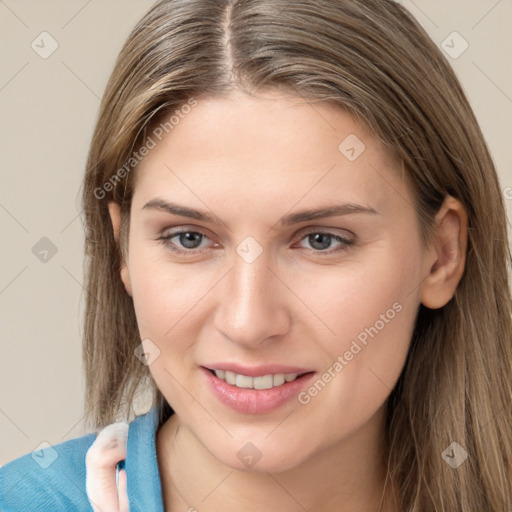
[1,0,511,466]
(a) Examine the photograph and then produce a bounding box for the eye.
[158,229,213,254]
[295,231,355,254]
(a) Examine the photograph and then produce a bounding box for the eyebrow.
[142,198,378,226]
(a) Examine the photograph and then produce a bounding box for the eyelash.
[157,228,355,256]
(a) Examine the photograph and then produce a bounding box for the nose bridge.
[214,238,290,346]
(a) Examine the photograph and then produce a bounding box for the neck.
[156,405,397,512]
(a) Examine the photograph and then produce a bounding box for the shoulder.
[0,407,161,512]
[0,431,97,511]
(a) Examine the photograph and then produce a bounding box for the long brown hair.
[81,0,512,509]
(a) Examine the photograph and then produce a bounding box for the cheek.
[128,254,208,399]
[309,236,420,345]
[298,241,421,433]
[128,246,208,342]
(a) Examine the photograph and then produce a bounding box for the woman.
[1,0,511,510]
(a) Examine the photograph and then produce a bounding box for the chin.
[209,438,314,474]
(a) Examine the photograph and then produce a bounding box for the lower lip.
[201,367,316,415]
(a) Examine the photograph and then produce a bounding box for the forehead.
[132,91,406,217]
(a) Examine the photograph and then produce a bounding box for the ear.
[420,195,468,309]
[108,202,133,297]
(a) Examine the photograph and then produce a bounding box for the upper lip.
[202,363,314,377]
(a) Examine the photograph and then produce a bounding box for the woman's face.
[115,90,430,472]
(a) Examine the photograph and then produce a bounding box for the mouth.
[200,365,316,414]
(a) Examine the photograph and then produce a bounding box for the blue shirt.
[0,406,165,511]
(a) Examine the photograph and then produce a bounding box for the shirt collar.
[125,406,165,510]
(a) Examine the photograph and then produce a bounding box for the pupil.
[181,232,201,249]
[310,233,331,250]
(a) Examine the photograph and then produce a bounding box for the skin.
[100,89,467,511]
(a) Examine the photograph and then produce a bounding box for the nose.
[213,243,291,348]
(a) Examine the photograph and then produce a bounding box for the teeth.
[273,374,285,386]
[225,371,236,385]
[236,374,253,388]
[213,370,301,389]
[253,375,273,390]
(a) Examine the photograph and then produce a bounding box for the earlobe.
[119,266,133,297]
[107,201,133,297]
[420,196,468,309]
